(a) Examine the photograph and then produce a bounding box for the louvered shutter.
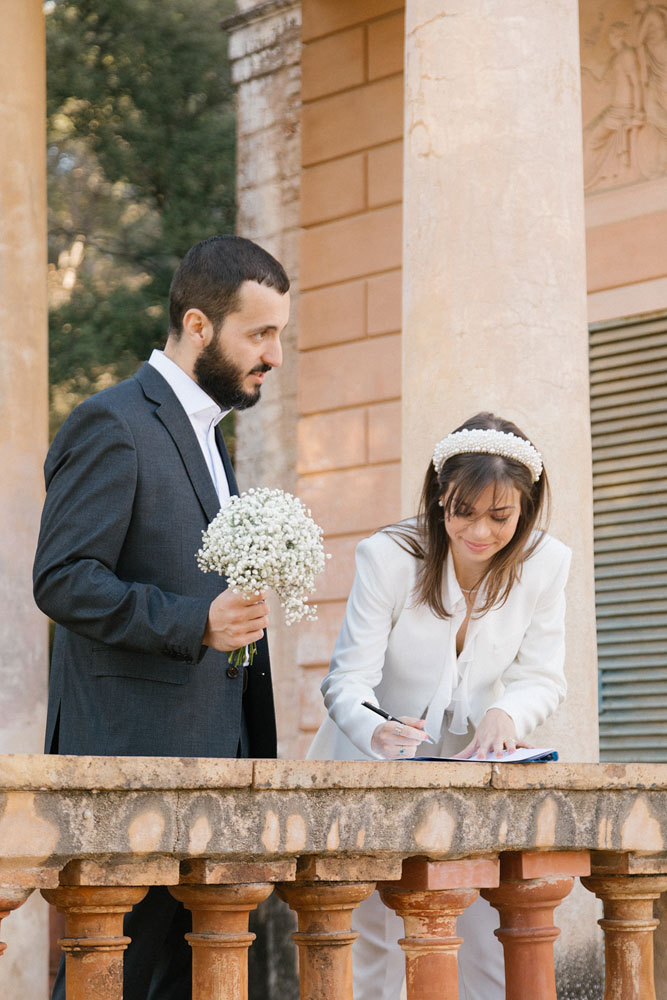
[590,313,667,761]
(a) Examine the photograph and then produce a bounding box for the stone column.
[171,883,274,1000]
[582,875,667,1000]
[402,0,597,762]
[0,0,49,750]
[277,880,376,1000]
[379,857,499,1000]
[0,888,34,958]
[42,886,149,1000]
[0,4,49,994]
[481,851,590,1000]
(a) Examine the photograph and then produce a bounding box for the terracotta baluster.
[0,887,34,958]
[582,874,667,1000]
[482,851,590,1000]
[379,857,499,1000]
[170,883,274,1000]
[276,880,376,1000]
[41,885,148,1000]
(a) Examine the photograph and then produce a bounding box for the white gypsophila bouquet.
[196,487,329,667]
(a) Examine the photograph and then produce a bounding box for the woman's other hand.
[370,716,429,759]
[453,708,534,760]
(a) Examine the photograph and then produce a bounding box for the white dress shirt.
[148,349,231,505]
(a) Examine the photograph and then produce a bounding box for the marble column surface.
[402,0,596,763]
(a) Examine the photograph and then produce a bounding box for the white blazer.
[307,528,571,762]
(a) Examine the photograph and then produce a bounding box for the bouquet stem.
[227,643,257,669]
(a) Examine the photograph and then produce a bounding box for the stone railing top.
[2,757,667,884]
[1,755,667,791]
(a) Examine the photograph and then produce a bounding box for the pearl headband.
[432,428,543,483]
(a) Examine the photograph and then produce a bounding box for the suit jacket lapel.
[135,363,221,523]
[215,425,238,497]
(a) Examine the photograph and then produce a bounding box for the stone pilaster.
[226,0,302,760]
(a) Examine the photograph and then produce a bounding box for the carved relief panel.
[581,0,667,192]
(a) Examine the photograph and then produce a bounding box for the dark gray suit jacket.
[33,363,277,758]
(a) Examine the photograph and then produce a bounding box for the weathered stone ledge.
[2,753,667,790]
[2,756,667,999]
[1,756,667,875]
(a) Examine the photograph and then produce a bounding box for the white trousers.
[351,890,505,1000]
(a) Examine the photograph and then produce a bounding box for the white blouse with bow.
[307,527,572,762]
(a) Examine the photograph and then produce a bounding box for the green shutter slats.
[590,316,667,344]
[595,515,667,535]
[591,346,667,372]
[593,466,667,488]
[596,593,667,610]
[590,313,667,762]
[590,369,667,397]
[594,438,667,464]
[595,615,667,631]
[589,399,667,426]
[594,560,667,578]
[591,385,667,412]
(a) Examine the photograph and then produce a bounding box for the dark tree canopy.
[47,0,236,433]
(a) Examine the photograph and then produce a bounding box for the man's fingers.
[231,624,266,644]
[219,589,268,610]
[204,582,271,647]
[240,609,268,628]
[236,590,268,605]
[233,600,268,619]
[216,600,268,631]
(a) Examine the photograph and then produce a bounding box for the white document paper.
[415,747,558,763]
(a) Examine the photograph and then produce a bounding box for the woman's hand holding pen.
[370,716,429,759]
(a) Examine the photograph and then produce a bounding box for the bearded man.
[33,234,291,1000]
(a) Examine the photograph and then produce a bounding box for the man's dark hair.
[168,234,290,336]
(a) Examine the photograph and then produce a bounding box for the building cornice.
[222,0,300,33]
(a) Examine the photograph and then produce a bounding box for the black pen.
[361,701,436,744]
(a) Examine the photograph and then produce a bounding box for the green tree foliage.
[47,0,236,433]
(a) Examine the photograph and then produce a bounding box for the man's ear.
[182,308,214,348]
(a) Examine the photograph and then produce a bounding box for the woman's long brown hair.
[383,413,550,619]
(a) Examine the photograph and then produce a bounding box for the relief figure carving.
[636,0,667,163]
[581,0,667,191]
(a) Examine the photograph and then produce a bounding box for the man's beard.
[194,334,269,411]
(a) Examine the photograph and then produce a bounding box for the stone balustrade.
[2,756,667,999]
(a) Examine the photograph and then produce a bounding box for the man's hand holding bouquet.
[197,488,329,667]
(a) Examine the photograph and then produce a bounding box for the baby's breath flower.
[197,489,329,663]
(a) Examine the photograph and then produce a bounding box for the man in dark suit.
[33,234,291,999]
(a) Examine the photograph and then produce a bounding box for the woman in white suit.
[308,412,571,1000]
